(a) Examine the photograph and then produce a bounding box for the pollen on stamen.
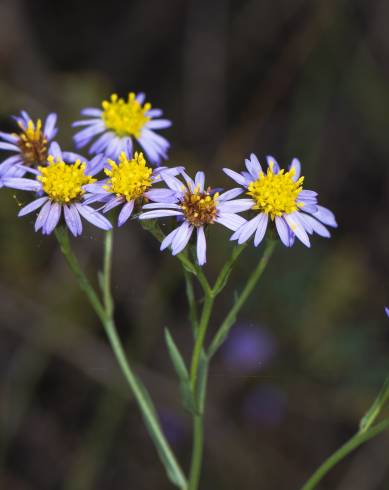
[247,165,304,220]
[38,156,95,203]
[103,151,153,202]
[101,93,151,138]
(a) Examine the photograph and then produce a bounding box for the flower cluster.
[0,92,337,263]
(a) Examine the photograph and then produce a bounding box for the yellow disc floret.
[103,152,153,202]
[181,185,219,227]
[247,163,304,219]
[17,119,48,166]
[101,93,151,138]
[38,156,95,203]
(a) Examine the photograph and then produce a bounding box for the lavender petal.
[171,221,194,255]
[43,202,62,234]
[64,205,83,236]
[75,203,112,230]
[196,226,207,265]
[118,201,135,226]
[18,196,49,216]
[35,200,52,231]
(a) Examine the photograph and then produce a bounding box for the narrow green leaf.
[180,382,197,415]
[165,328,197,414]
[213,268,232,296]
[136,378,159,420]
[165,328,189,380]
[179,256,197,275]
[207,310,237,358]
[140,411,187,488]
[359,376,389,432]
[131,373,187,488]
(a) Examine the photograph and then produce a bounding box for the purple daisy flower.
[83,151,183,227]
[2,143,111,236]
[223,154,337,248]
[139,170,248,266]
[72,92,171,165]
[0,111,58,185]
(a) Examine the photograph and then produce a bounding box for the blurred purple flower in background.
[158,409,186,448]
[221,324,276,373]
[242,385,286,428]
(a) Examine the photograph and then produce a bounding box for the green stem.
[192,260,212,298]
[187,242,274,490]
[359,375,389,432]
[55,227,105,323]
[187,294,213,490]
[143,225,274,490]
[190,293,214,391]
[208,239,277,358]
[301,374,389,489]
[300,418,389,490]
[102,229,114,316]
[212,243,247,295]
[188,415,203,490]
[55,228,187,489]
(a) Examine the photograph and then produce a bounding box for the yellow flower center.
[247,163,304,219]
[103,152,153,202]
[101,93,151,138]
[17,119,48,166]
[181,185,219,227]
[38,156,96,203]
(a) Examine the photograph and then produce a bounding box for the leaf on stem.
[165,328,197,414]
[213,269,233,296]
[359,376,389,433]
[141,408,187,488]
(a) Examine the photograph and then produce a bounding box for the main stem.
[190,292,214,390]
[188,290,213,490]
[188,415,204,490]
[55,228,187,489]
[187,241,276,490]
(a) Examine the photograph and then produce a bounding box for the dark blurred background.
[1,0,389,489]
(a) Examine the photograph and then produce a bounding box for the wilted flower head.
[139,170,248,265]
[2,143,111,236]
[84,151,183,226]
[224,154,337,247]
[72,92,171,165]
[0,111,58,184]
